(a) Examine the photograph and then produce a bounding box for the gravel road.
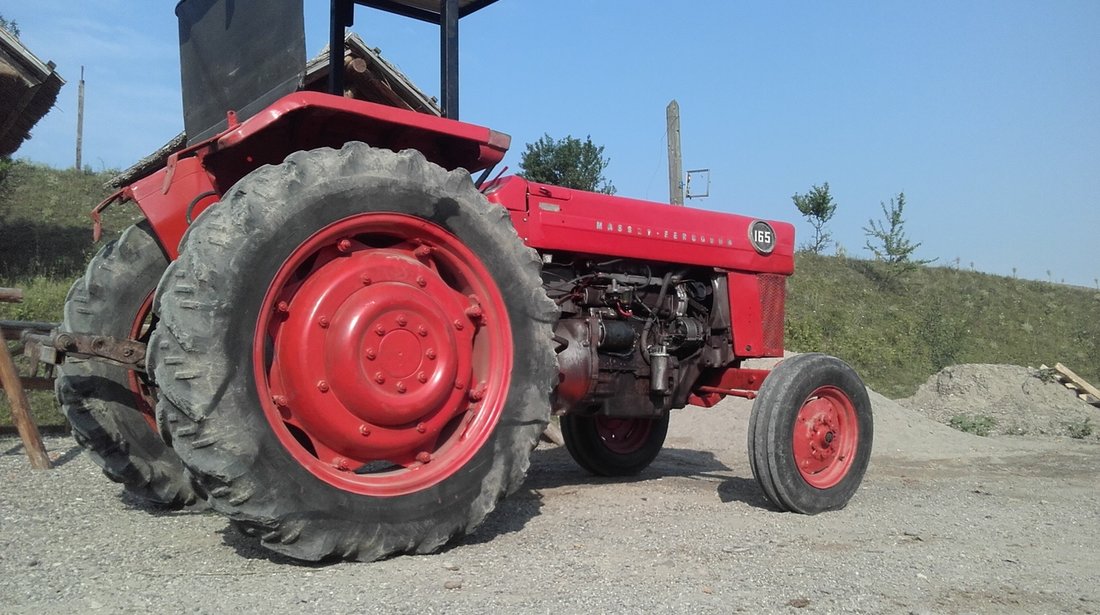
[3,391,1099,614]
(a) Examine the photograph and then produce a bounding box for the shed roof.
[0,28,65,159]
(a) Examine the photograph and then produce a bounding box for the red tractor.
[50,0,872,562]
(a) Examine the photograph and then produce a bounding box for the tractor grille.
[759,274,786,354]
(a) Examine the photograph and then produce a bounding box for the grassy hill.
[2,161,1097,426]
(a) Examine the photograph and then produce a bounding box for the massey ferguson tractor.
[43,0,872,562]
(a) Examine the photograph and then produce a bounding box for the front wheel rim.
[791,385,859,489]
[254,213,513,497]
[595,416,654,455]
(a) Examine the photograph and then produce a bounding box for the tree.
[863,192,934,283]
[518,134,615,194]
[791,182,837,254]
[0,14,19,37]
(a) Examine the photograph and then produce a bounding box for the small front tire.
[561,414,669,477]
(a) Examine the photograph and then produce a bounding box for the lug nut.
[359,424,372,437]
[374,372,385,384]
[275,301,290,314]
[454,380,465,390]
[375,324,386,336]
[425,348,436,360]
[453,320,464,330]
[416,276,427,287]
[396,314,408,327]
[365,347,376,360]
[272,395,288,407]
[465,304,483,320]
[337,238,352,253]
[395,381,407,394]
[414,245,432,258]
[416,422,427,433]
[417,371,428,384]
[317,380,330,393]
[360,274,372,286]
[469,384,486,402]
[334,457,350,471]
[417,325,428,337]
[416,452,432,464]
[318,316,330,328]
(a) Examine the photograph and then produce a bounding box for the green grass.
[786,253,1100,398]
[3,162,1099,427]
[948,414,998,437]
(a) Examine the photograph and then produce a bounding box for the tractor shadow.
[464,445,778,548]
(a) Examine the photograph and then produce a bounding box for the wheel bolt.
[416,422,427,433]
[416,276,427,287]
[317,380,329,393]
[334,457,350,471]
[318,316,330,328]
[272,395,288,407]
[425,348,436,360]
[465,304,483,321]
[469,384,486,402]
[374,372,385,384]
[359,425,372,437]
[453,319,464,330]
[417,371,428,384]
[416,452,432,464]
[454,380,465,390]
[375,324,386,336]
[396,314,408,327]
[360,274,372,286]
[276,301,290,314]
[414,245,432,258]
[395,381,407,394]
[365,347,376,360]
[337,238,352,253]
[417,325,428,337]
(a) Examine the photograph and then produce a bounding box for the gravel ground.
[2,390,1099,614]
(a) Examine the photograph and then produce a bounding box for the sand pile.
[898,364,1100,442]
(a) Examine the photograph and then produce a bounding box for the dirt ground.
[2,365,1099,614]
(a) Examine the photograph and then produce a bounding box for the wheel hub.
[792,386,859,489]
[273,249,474,460]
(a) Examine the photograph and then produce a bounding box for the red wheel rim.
[595,417,653,455]
[792,385,859,489]
[254,213,512,497]
[127,292,159,432]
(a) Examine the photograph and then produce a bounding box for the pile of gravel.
[898,364,1100,441]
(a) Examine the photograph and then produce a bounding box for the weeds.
[948,414,997,437]
[1063,417,1094,440]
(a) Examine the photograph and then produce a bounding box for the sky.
[5,1,1099,287]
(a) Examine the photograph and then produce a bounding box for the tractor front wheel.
[747,353,873,513]
[560,414,669,476]
[151,144,557,562]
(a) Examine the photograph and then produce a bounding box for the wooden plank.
[1055,363,1100,401]
[0,335,51,469]
[0,287,24,303]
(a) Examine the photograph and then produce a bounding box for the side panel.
[726,271,786,358]
[126,157,220,259]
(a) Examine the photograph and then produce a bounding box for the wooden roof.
[0,28,65,159]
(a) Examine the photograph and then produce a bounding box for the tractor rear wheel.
[747,353,873,513]
[56,222,199,507]
[560,414,669,476]
[151,143,558,562]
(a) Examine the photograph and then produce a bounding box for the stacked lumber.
[1041,363,1100,407]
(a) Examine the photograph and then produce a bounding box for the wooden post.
[666,100,684,206]
[75,66,85,170]
[0,287,52,469]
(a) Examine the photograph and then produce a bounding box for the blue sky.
[6,1,1099,287]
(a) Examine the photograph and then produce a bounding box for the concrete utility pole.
[75,66,84,170]
[666,100,684,206]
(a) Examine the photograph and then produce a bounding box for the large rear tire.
[150,144,558,562]
[560,414,669,476]
[748,353,873,513]
[56,223,199,507]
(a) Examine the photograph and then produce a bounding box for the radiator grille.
[759,274,786,353]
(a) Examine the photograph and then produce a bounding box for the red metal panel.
[727,271,766,358]
[126,157,219,259]
[495,177,794,274]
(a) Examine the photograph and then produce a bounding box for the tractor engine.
[545,259,734,417]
